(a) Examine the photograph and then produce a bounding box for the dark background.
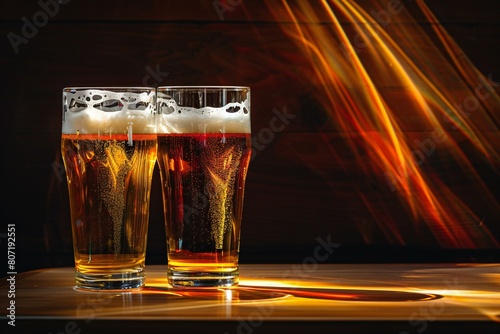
[1,0,499,274]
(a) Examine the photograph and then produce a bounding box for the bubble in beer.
[62,88,156,135]
[157,91,251,134]
[84,148,94,161]
[156,97,252,288]
[226,106,240,113]
[94,99,124,112]
[132,101,148,111]
[68,98,87,112]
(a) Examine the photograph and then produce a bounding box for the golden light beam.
[265,0,500,248]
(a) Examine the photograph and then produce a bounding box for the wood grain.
[4,264,500,334]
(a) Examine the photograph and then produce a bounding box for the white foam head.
[62,87,156,134]
[157,86,251,134]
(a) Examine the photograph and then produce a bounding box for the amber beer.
[157,86,251,287]
[61,87,157,290]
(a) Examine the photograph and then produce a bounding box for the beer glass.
[61,87,157,290]
[157,86,251,287]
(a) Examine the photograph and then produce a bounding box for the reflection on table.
[4,264,500,333]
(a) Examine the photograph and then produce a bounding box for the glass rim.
[157,86,250,91]
[63,87,155,92]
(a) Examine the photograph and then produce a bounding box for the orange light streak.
[265,0,500,248]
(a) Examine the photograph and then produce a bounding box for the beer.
[157,133,251,283]
[157,86,251,287]
[62,87,156,290]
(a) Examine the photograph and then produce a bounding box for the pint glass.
[61,87,157,290]
[157,86,251,287]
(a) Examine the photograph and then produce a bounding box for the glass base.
[75,271,145,290]
[168,267,239,288]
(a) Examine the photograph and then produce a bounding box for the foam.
[62,88,156,134]
[157,95,251,134]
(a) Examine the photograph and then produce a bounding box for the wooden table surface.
[2,264,500,333]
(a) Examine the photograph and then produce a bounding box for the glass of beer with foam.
[157,86,251,288]
[61,87,157,290]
